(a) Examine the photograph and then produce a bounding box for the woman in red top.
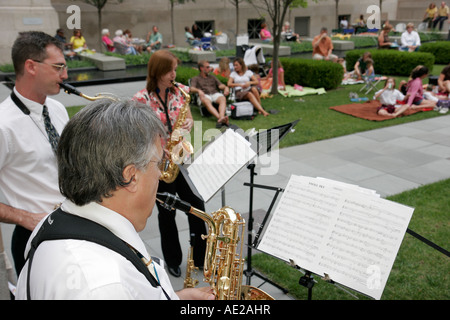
[133,50,206,278]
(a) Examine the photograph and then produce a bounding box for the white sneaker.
[439,107,449,114]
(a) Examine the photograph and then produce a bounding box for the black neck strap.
[26,208,171,300]
[156,88,172,133]
[10,91,31,115]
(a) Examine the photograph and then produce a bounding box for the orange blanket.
[329,100,426,121]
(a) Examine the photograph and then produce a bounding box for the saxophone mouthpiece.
[156,192,191,212]
[59,82,82,97]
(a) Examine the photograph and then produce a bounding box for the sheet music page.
[186,129,257,202]
[257,175,414,300]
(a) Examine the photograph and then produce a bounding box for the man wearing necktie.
[0,31,69,278]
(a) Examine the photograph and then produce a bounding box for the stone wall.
[1,0,445,65]
[0,0,59,65]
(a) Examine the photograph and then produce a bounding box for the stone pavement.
[1,81,450,300]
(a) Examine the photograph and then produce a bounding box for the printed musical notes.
[257,175,414,300]
[186,129,257,202]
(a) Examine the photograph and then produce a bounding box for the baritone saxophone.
[157,192,274,300]
[159,81,194,184]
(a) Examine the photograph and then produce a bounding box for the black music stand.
[243,120,300,294]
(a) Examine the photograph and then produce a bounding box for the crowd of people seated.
[372,64,450,117]
[101,26,161,55]
[54,28,95,59]
[189,56,281,126]
[423,2,449,31]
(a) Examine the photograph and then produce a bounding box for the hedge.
[175,59,344,91]
[280,58,344,90]
[419,41,450,64]
[345,49,435,76]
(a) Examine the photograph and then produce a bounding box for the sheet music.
[186,129,257,202]
[257,175,414,300]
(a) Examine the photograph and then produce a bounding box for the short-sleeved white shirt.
[0,88,68,213]
[15,200,179,300]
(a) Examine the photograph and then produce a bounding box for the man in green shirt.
[145,25,163,52]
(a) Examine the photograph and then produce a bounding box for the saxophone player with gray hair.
[15,98,214,300]
[133,50,207,279]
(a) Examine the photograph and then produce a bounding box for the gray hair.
[57,98,167,206]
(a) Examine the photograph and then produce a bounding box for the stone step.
[79,53,126,71]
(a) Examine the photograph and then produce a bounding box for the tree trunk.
[98,8,102,51]
[236,1,240,40]
[335,0,339,29]
[171,2,175,45]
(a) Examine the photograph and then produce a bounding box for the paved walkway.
[1,81,450,300]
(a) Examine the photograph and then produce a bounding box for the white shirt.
[374,88,405,106]
[230,70,254,92]
[15,200,179,300]
[401,30,421,47]
[0,88,68,213]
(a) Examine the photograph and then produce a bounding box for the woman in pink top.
[260,23,272,42]
[392,65,436,117]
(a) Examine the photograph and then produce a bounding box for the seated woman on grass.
[260,59,286,91]
[374,77,405,116]
[390,66,437,117]
[228,57,269,117]
[437,64,450,97]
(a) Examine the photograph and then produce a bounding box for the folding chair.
[359,75,386,94]
[188,78,230,117]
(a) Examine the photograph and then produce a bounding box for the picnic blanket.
[262,85,326,97]
[329,100,426,121]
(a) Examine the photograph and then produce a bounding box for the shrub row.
[345,49,435,76]
[419,41,450,65]
[177,58,344,91]
[280,58,344,90]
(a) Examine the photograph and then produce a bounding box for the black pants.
[156,174,207,268]
[11,225,32,277]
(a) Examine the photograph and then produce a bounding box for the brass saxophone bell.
[157,192,274,300]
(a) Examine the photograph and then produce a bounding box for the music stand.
[244,119,300,293]
[182,125,259,204]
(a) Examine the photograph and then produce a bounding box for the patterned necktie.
[42,105,60,154]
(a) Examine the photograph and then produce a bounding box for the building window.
[194,20,215,37]
[248,19,264,39]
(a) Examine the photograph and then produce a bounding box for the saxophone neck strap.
[10,91,31,115]
[156,87,172,133]
[26,208,171,300]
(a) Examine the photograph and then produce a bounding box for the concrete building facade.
[0,0,446,64]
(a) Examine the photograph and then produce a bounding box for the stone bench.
[248,42,291,56]
[331,40,355,51]
[188,49,216,62]
[79,53,126,71]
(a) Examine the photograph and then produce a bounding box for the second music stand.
[243,120,299,294]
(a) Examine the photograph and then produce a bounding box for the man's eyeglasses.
[148,150,169,171]
[32,60,68,73]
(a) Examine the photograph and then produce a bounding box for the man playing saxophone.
[133,50,207,278]
[0,31,69,277]
[15,98,215,300]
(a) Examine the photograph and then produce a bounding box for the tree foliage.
[248,0,311,94]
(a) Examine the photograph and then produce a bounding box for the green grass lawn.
[251,178,450,300]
